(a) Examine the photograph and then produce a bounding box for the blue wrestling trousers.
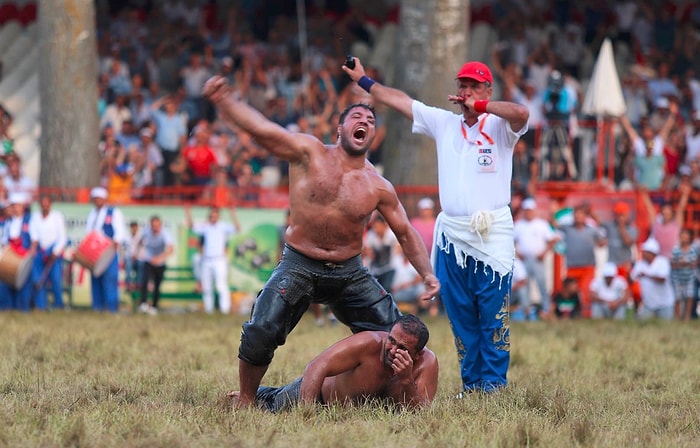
[435,245,511,393]
[91,256,120,313]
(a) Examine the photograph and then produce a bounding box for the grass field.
[1,309,699,447]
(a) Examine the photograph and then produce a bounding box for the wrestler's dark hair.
[393,314,429,353]
[338,103,376,125]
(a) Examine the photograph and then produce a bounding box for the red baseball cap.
[455,61,493,84]
[613,202,629,215]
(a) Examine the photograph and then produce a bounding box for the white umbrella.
[582,38,626,117]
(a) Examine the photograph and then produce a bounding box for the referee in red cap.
[344,58,529,395]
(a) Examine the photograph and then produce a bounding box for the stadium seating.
[0,13,41,181]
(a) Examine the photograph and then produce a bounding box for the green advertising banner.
[51,202,286,306]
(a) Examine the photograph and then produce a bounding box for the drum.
[0,247,34,289]
[73,231,116,276]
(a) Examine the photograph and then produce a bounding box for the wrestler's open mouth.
[353,127,367,142]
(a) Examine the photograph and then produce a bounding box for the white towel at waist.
[432,206,515,277]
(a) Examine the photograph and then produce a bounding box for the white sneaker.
[138,303,150,313]
[146,306,158,316]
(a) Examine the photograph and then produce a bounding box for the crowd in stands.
[2,1,700,318]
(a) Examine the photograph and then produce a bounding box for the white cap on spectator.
[90,186,108,200]
[417,197,434,210]
[8,192,28,205]
[522,198,537,210]
[655,97,669,109]
[601,262,617,277]
[679,165,692,176]
[641,238,660,255]
[140,128,153,138]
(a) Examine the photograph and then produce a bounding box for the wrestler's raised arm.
[202,76,318,163]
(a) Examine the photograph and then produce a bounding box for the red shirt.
[183,145,217,178]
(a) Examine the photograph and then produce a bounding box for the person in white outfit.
[185,204,240,314]
[513,197,559,317]
[630,239,675,320]
[30,195,68,309]
[589,262,629,320]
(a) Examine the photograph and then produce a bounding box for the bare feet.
[226,390,254,408]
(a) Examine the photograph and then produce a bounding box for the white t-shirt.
[633,135,663,157]
[412,101,527,216]
[192,221,237,259]
[589,276,628,302]
[514,217,557,257]
[630,256,675,308]
[30,210,67,255]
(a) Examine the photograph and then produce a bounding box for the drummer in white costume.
[30,195,67,309]
[185,204,239,314]
[85,187,127,312]
[343,58,529,393]
[1,192,38,311]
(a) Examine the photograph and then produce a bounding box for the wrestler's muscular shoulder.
[287,146,385,259]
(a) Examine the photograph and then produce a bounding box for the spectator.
[184,204,240,314]
[115,119,140,150]
[363,213,398,294]
[137,127,163,188]
[180,53,213,124]
[540,70,577,180]
[101,143,135,204]
[554,24,585,79]
[137,215,174,315]
[514,197,559,317]
[510,79,545,151]
[123,220,143,293]
[590,262,629,320]
[552,277,581,319]
[640,183,690,258]
[3,153,36,196]
[646,63,679,106]
[150,95,188,186]
[621,73,649,129]
[182,125,218,187]
[100,93,132,134]
[630,238,674,320]
[390,245,422,311]
[556,204,606,318]
[601,201,638,275]
[618,102,677,191]
[684,110,700,164]
[409,197,437,256]
[670,228,697,321]
[511,139,537,197]
[509,256,530,321]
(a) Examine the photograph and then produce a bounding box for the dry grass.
[1,310,699,448]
